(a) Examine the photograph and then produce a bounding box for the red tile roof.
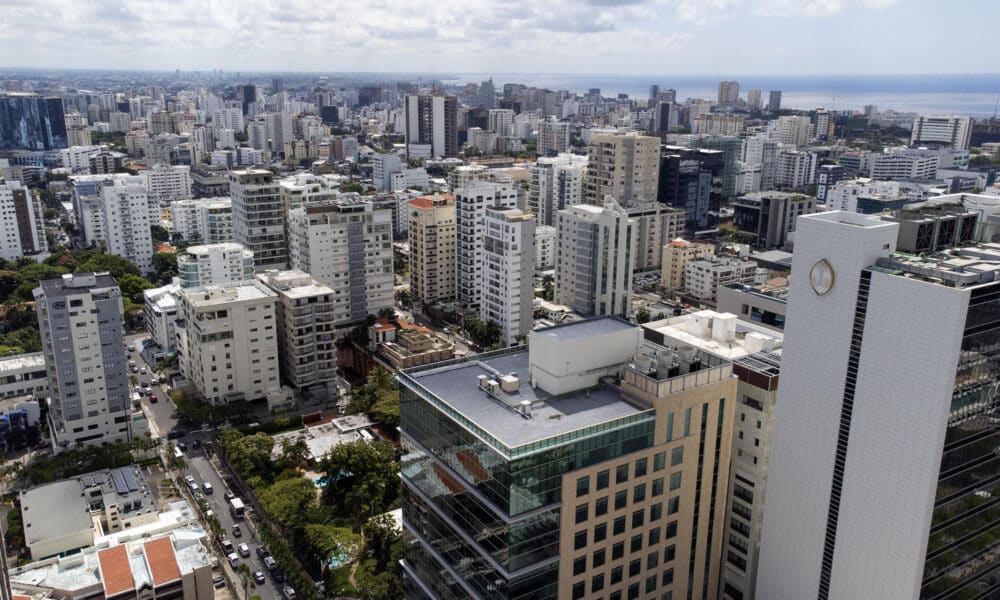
[98,545,134,597]
[14,595,32,600]
[408,194,454,209]
[144,537,181,587]
[371,319,395,332]
[397,319,432,334]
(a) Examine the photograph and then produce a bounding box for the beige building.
[257,270,336,391]
[177,281,281,405]
[629,205,684,272]
[661,239,715,292]
[585,132,661,208]
[407,193,456,305]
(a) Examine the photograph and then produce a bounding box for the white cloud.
[751,0,903,17]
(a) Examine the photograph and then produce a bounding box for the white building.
[488,109,515,137]
[910,115,972,150]
[211,108,244,132]
[528,153,588,226]
[555,197,635,316]
[171,197,233,244]
[0,178,47,262]
[0,353,48,400]
[177,242,255,288]
[455,181,518,308]
[288,201,394,326]
[535,224,556,271]
[230,169,286,270]
[775,150,817,190]
[99,174,154,274]
[773,115,813,148]
[694,114,746,136]
[871,151,939,180]
[537,118,572,155]
[391,167,429,192]
[757,212,1000,600]
[144,280,181,354]
[824,178,912,213]
[256,270,337,390]
[742,136,779,191]
[144,164,192,205]
[59,145,108,173]
[177,280,281,406]
[480,207,535,346]
[684,254,766,302]
[372,152,402,192]
[34,273,132,447]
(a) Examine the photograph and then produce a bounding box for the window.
[594,523,607,543]
[632,509,645,528]
[593,548,606,568]
[654,451,666,471]
[573,556,586,575]
[666,521,678,539]
[666,412,674,441]
[577,475,590,497]
[614,516,626,535]
[616,464,629,484]
[635,457,648,477]
[576,503,588,524]
[664,545,676,563]
[629,558,641,577]
[597,469,610,490]
[669,472,682,491]
[634,484,646,503]
[628,582,640,600]
[668,496,680,515]
[592,573,605,593]
[611,566,623,585]
[646,575,658,593]
[671,446,684,466]
[631,534,643,553]
[652,477,664,497]
[683,407,692,436]
[662,568,674,586]
[651,502,663,521]
[612,541,625,560]
[649,527,661,546]
[572,581,586,600]
[615,490,627,510]
[595,496,608,517]
[574,530,587,550]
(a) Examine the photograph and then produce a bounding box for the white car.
[184,475,195,484]
[238,543,250,558]
[228,553,240,569]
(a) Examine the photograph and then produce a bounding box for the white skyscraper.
[774,116,813,148]
[757,211,1000,599]
[455,181,518,308]
[555,197,635,317]
[99,174,154,274]
[911,115,973,151]
[480,207,535,346]
[487,109,515,137]
[528,153,588,226]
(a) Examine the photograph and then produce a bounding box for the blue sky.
[0,0,995,74]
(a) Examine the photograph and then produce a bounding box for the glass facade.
[922,282,1000,599]
[400,372,656,599]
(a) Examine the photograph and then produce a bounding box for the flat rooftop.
[643,310,783,361]
[183,281,276,306]
[21,480,92,546]
[0,352,45,373]
[530,315,635,343]
[408,350,643,450]
[874,244,1000,288]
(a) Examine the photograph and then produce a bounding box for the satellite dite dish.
[810,259,835,296]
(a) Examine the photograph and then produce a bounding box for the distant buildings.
[0,93,66,150]
[537,117,571,155]
[718,80,740,106]
[408,194,456,306]
[910,115,972,150]
[747,88,762,111]
[34,273,131,448]
[694,114,745,136]
[405,93,458,158]
[767,90,782,112]
[0,178,47,262]
[773,116,813,148]
[143,164,192,205]
[555,197,634,316]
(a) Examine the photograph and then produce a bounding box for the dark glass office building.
[0,93,67,150]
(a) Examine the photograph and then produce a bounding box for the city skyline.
[1,0,997,75]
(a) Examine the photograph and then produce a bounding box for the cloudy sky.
[0,0,994,74]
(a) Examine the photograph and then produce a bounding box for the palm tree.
[541,274,554,301]
[368,365,394,393]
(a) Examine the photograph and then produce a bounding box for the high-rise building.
[756,211,1000,599]
[230,169,287,271]
[660,239,715,292]
[372,153,403,192]
[815,164,846,203]
[774,150,818,190]
[288,200,393,326]
[176,242,255,288]
[479,78,497,110]
[774,115,813,147]
[628,204,684,272]
[649,84,661,102]
[455,181,518,309]
[176,280,281,406]
[212,108,244,132]
[767,91,782,112]
[0,178,47,262]
[405,94,458,158]
[0,93,67,150]
[718,80,740,106]
[747,89,762,111]
[487,108,514,137]
[658,146,724,231]
[480,207,534,346]
[814,108,834,140]
[555,197,635,316]
[34,273,131,447]
[96,174,154,274]
[585,132,661,208]
[237,84,257,116]
[399,316,736,600]
[171,197,233,244]
[528,153,588,226]
[732,191,818,249]
[144,164,192,205]
[688,135,741,199]
[911,115,973,151]
[693,114,746,136]
[535,224,556,271]
[407,194,456,306]
[256,270,336,391]
[537,117,571,156]
[654,101,677,135]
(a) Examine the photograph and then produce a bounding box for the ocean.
[437,73,1000,117]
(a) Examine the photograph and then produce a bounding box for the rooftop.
[643,310,783,361]
[874,244,1000,288]
[37,272,118,298]
[0,352,45,373]
[257,270,333,299]
[408,193,454,210]
[271,421,369,462]
[182,281,277,307]
[98,545,133,597]
[405,349,644,451]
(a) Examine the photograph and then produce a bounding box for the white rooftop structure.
[643,310,783,360]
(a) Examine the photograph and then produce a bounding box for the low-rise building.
[661,238,715,292]
[373,320,454,370]
[824,178,914,213]
[144,280,181,354]
[717,279,789,331]
[685,254,767,302]
[0,353,48,400]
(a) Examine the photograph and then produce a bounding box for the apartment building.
[455,181,518,309]
[480,207,535,347]
[585,132,660,208]
[230,169,287,271]
[661,239,715,292]
[529,153,588,227]
[171,197,233,244]
[177,243,255,288]
[0,178,47,262]
[408,194,457,305]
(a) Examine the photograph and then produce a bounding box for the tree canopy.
[319,440,400,526]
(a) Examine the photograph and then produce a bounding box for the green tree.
[635,308,651,324]
[226,432,275,480]
[260,476,317,528]
[150,225,170,243]
[320,440,400,526]
[394,289,412,309]
[302,523,360,567]
[277,438,310,471]
[152,252,178,283]
[118,273,154,304]
[13,263,70,300]
[78,253,142,279]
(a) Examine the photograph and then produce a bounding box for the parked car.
[238,543,250,558]
[227,553,240,569]
[149,394,158,403]
[213,576,225,588]
[202,482,213,494]
[256,545,269,559]
[127,344,136,352]
[232,524,242,537]
[253,571,265,584]
[139,367,146,374]
[282,586,296,600]
[224,491,235,501]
